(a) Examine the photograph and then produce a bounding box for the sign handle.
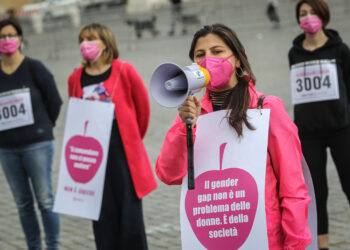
[186,123,195,190]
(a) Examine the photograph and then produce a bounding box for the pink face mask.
[198,55,234,91]
[80,41,102,62]
[0,38,19,55]
[300,15,323,35]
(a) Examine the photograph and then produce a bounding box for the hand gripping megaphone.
[150,63,210,107]
[150,63,210,190]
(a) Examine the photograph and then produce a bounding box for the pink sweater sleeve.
[155,115,197,185]
[265,96,312,249]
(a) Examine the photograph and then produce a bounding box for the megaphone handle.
[186,123,195,190]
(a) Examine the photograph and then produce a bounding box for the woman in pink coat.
[156,23,312,249]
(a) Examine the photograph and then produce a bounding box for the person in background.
[0,18,62,250]
[156,23,312,249]
[68,23,157,250]
[266,0,280,28]
[168,0,187,36]
[288,1,350,249]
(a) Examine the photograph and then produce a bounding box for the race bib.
[290,59,339,104]
[0,88,34,131]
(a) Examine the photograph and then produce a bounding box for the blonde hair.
[79,23,119,65]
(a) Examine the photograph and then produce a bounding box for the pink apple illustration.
[65,121,103,184]
[185,143,258,250]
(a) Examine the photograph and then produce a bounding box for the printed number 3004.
[296,75,331,92]
[0,103,26,120]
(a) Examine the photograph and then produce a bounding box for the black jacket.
[288,29,350,134]
[0,57,62,147]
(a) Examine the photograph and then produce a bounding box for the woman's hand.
[178,95,201,127]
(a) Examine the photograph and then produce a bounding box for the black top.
[0,57,62,147]
[81,66,112,88]
[85,67,144,248]
[80,66,122,146]
[288,29,350,134]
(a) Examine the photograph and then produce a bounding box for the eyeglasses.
[0,34,18,40]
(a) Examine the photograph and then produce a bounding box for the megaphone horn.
[150,63,210,108]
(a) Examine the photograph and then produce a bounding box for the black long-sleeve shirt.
[0,57,62,147]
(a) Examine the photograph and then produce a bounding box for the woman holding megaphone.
[156,24,312,249]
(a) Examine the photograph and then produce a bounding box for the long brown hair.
[189,24,255,137]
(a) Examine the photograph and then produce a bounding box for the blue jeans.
[0,140,60,250]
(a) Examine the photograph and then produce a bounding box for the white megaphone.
[150,63,210,107]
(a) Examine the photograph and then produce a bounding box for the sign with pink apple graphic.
[180,109,270,250]
[54,98,115,220]
[65,120,103,184]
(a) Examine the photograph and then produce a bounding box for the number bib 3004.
[0,88,34,131]
[290,59,339,105]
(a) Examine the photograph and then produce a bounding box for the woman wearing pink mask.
[156,23,312,249]
[0,18,62,249]
[68,23,157,250]
[288,1,350,249]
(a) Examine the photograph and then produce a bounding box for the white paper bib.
[290,59,339,104]
[0,88,34,131]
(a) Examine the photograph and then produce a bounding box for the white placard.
[0,88,34,131]
[53,98,114,220]
[180,109,270,250]
[291,59,339,104]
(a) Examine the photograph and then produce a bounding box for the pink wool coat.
[156,82,312,249]
[68,59,157,199]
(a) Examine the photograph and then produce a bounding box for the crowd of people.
[0,0,349,249]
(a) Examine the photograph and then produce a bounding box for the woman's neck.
[1,51,25,74]
[85,57,111,75]
[302,29,328,51]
